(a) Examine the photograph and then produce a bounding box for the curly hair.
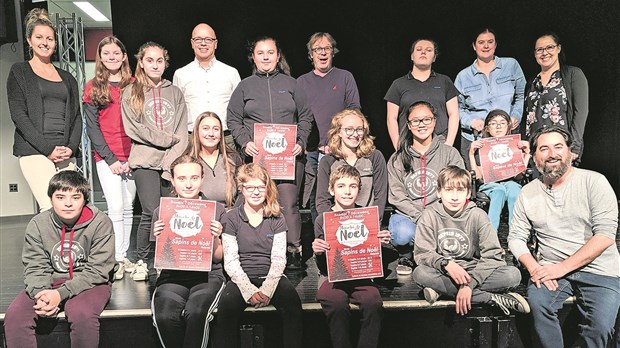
[326,108,376,159]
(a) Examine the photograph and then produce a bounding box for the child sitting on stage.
[4,171,115,347]
[413,166,530,316]
[312,164,391,348]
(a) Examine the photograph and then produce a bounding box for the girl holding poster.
[315,109,388,224]
[151,154,225,348]
[468,109,531,231]
[313,164,391,348]
[227,36,314,269]
[215,163,303,348]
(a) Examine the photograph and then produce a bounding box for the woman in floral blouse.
[523,32,588,165]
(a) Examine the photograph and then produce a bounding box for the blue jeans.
[389,213,417,246]
[479,180,521,231]
[527,271,620,348]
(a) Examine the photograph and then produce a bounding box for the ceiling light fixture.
[73,2,109,22]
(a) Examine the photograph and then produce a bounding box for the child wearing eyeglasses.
[214,163,303,348]
[315,109,387,225]
[387,101,464,276]
[468,109,531,231]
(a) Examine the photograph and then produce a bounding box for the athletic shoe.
[396,257,414,275]
[490,292,531,315]
[286,251,303,270]
[123,258,136,273]
[423,287,439,304]
[114,262,125,280]
[131,260,149,281]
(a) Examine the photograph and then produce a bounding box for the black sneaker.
[286,251,303,270]
[490,292,531,315]
[396,257,414,275]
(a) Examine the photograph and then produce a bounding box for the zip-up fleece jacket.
[121,80,188,177]
[414,201,506,289]
[226,70,313,151]
[387,136,464,221]
[22,204,115,301]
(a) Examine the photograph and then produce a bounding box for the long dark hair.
[88,36,132,108]
[391,101,436,173]
[247,36,291,76]
[534,31,566,65]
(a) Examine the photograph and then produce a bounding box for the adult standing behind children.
[413,166,529,316]
[508,126,619,348]
[385,38,460,150]
[387,101,464,276]
[227,36,313,269]
[84,36,136,280]
[173,23,240,149]
[122,42,188,281]
[313,164,391,348]
[315,109,387,223]
[297,32,361,223]
[3,171,115,348]
[7,8,82,212]
[455,28,526,168]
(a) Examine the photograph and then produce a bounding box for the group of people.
[4,7,618,348]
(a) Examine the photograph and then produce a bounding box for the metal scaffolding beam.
[55,13,93,202]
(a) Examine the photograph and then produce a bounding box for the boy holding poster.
[413,166,530,316]
[151,155,226,348]
[312,165,391,348]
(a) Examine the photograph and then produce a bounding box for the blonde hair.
[25,8,54,39]
[236,163,280,217]
[88,36,132,108]
[186,112,239,208]
[129,42,170,116]
[326,108,376,158]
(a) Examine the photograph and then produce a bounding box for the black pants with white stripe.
[152,271,225,348]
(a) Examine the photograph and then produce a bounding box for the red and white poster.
[478,134,526,183]
[253,123,297,180]
[324,206,383,282]
[154,198,215,271]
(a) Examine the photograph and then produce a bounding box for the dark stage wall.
[111,0,620,193]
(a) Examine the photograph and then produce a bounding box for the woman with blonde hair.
[84,36,136,279]
[7,8,82,211]
[214,163,303,348]
[186,111,242,209]
[315,108,388,222]
[122,41,188,281]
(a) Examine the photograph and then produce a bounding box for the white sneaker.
[490,292,531,315]
[423,287,439,304]
[123,258,136,273]
[114,262,125,280]
[131,260,149,281]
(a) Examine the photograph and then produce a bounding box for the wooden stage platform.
[0,213,616,347]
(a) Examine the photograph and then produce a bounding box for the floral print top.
[524,70,568,138]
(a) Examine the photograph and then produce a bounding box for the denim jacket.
[455,56,525,141]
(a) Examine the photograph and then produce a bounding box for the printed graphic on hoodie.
[144,97,176,129]
[404,168,439,198]
[437,228,471,258]
[51,241,86,272]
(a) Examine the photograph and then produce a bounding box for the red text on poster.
[324,206,383,282]
[479,134,526,183]
[254,123,297,180]
[155,198,215,271]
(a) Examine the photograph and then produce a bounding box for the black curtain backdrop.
[111,0,620,193]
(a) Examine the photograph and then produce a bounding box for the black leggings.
[152,272,225,348]
[276,157,305,248]
[212,277,303,348]
[133,168,169,262]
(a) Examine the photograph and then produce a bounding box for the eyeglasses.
[311,46,333,54]
[243,185,266,193]
[534,44,558,56]
[342,127,365,136]
[408,117,435,127]
[487,121,509,128]
[192,37,217,45]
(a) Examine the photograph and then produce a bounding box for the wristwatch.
[440,258,451,273]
